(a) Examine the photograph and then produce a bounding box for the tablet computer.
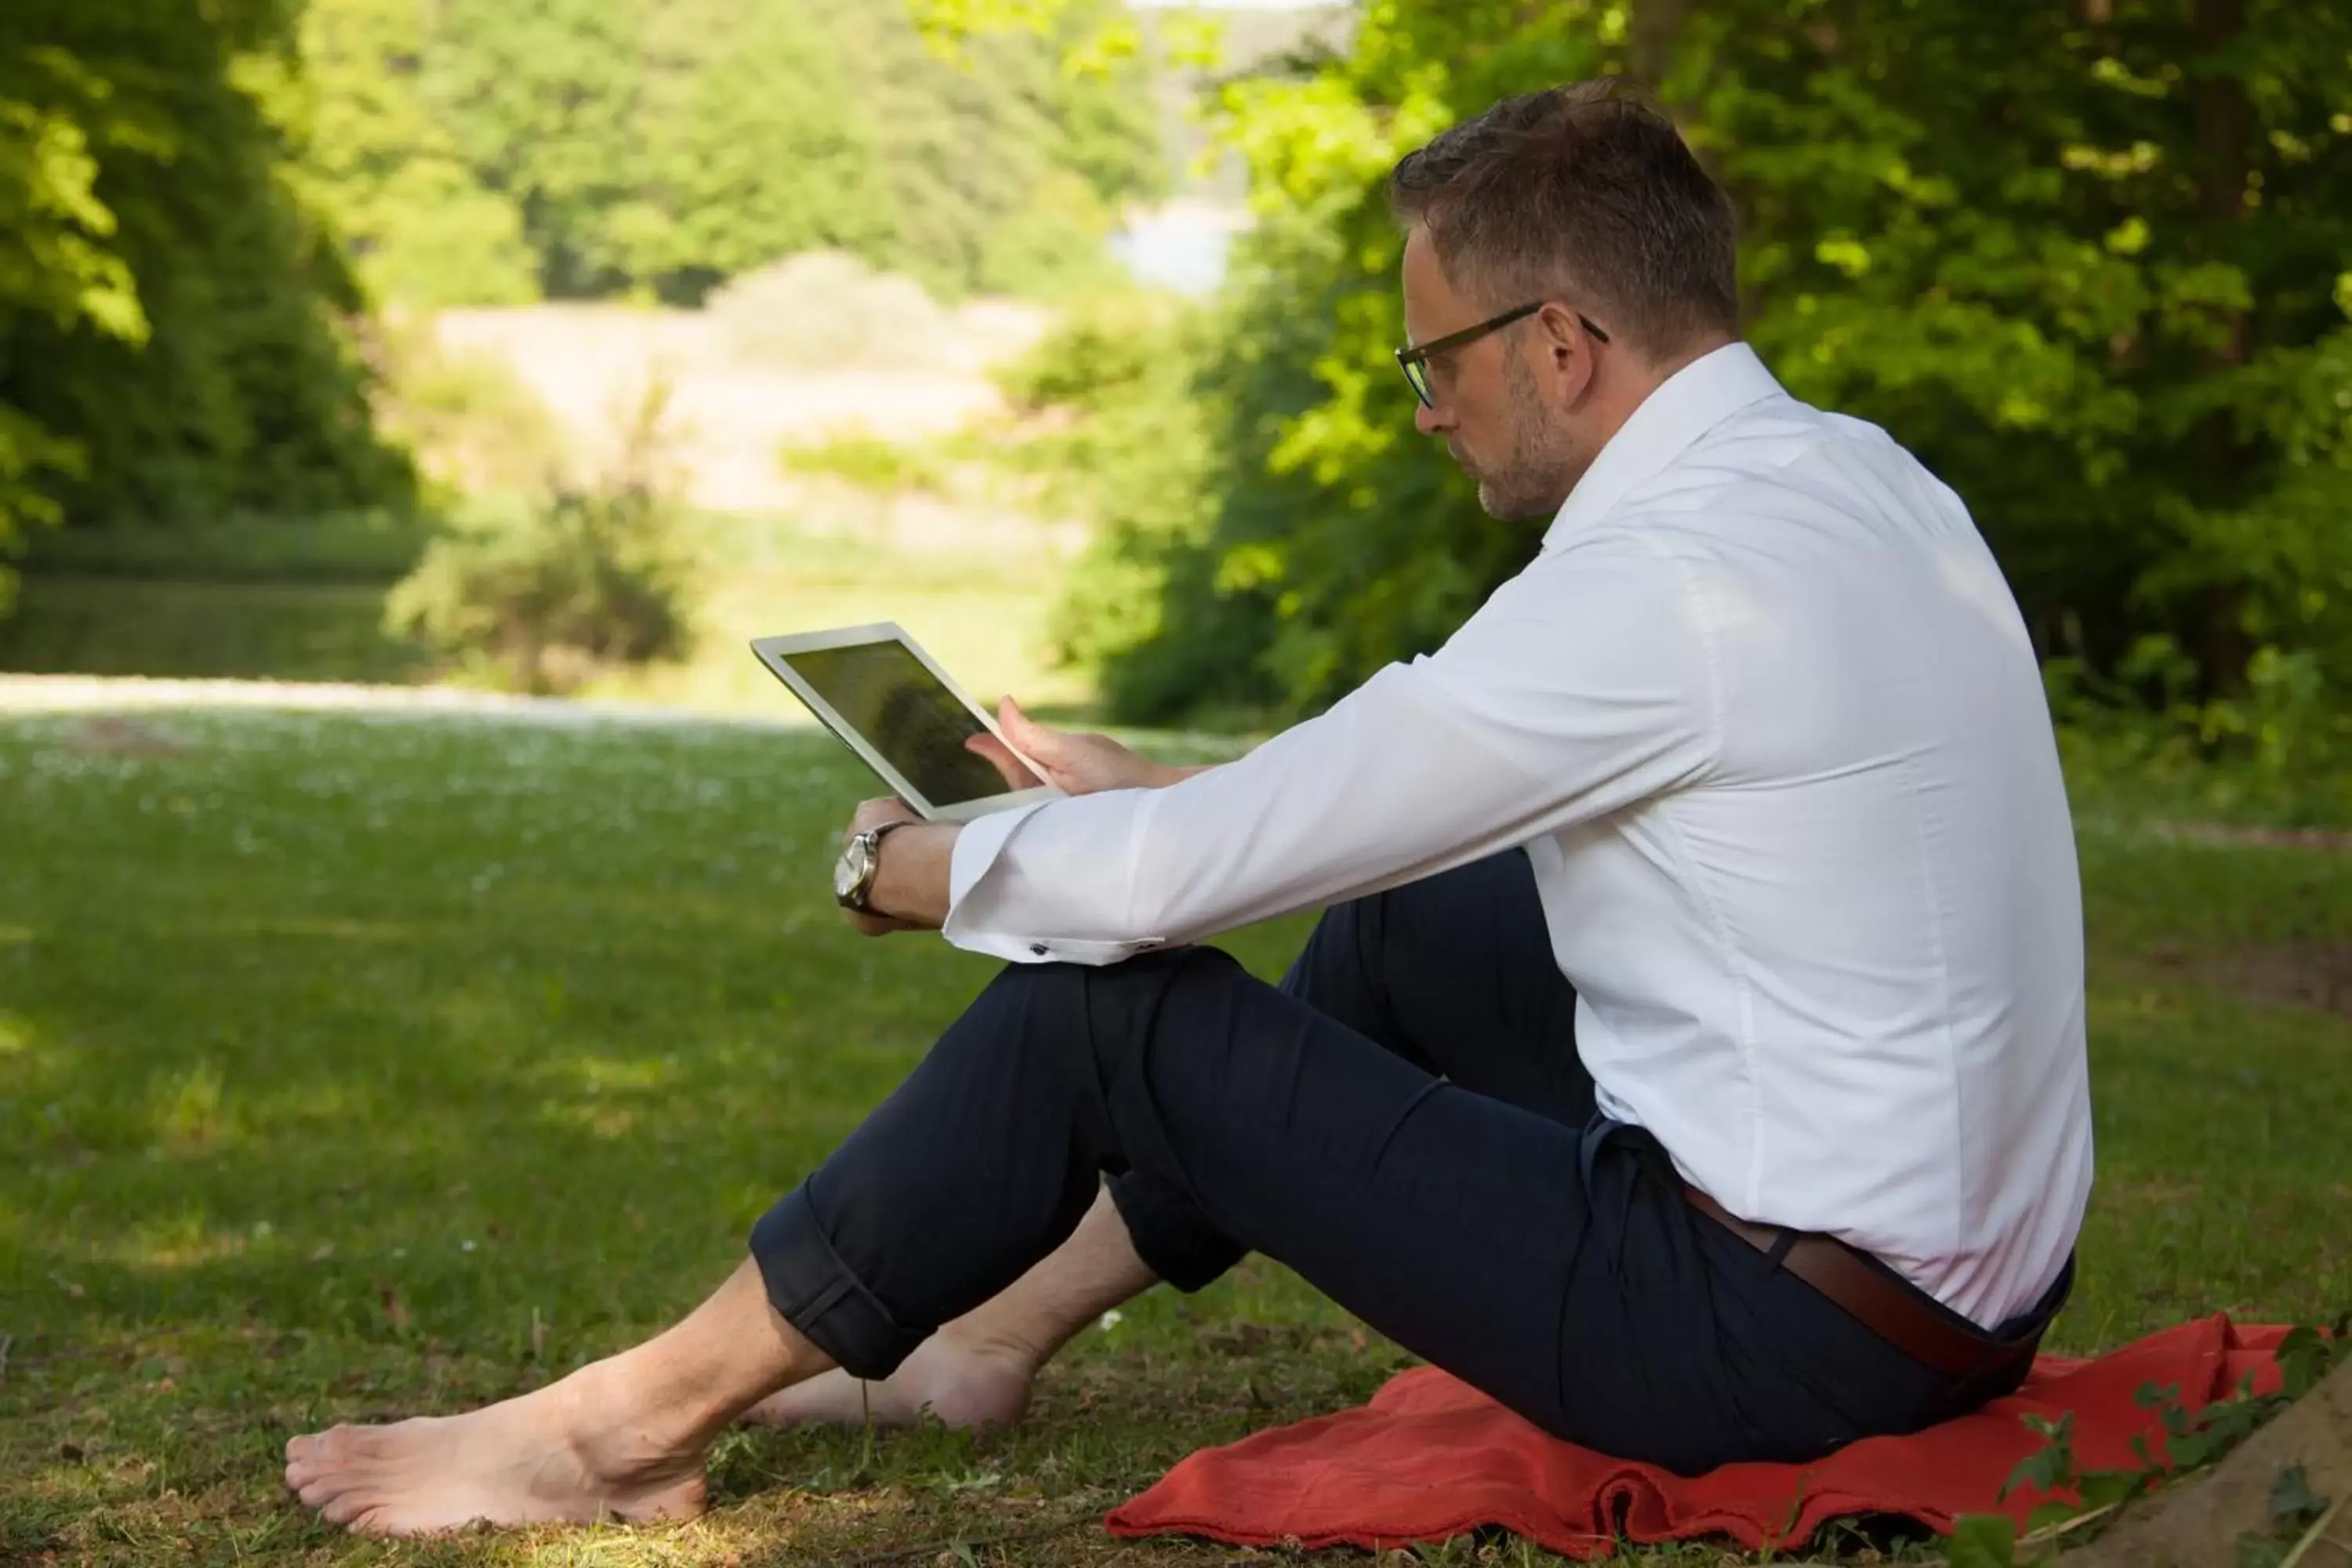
[750,622,1060,822]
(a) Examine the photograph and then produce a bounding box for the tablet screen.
[778,640,1011,807]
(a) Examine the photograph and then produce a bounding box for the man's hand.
[840,699,1201,939]
[964,696,1200,796]
[840,796,922,937]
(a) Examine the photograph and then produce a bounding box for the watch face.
[833,837,868,901]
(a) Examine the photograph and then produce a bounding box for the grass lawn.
[2,706,2348,1566]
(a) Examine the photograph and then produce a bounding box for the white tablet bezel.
[750,621,1060,822]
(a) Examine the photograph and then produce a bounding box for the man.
[285,79,2092,1534]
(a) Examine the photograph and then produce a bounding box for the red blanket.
[1108,1316,2288,1559]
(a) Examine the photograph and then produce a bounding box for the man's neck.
[1594,331,1738,447]
[1555,332,1740,503]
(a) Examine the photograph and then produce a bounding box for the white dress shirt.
[943,343,2092,1330]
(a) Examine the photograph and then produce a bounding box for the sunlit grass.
[1,707,2347,1565]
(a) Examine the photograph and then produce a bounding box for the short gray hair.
[1389,79,1739,359]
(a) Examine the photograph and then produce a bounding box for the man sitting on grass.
[286,78,2092,1534]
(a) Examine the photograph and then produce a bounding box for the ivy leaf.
[2236,1533,2288,1568]
[2025,1499,2083,1534]
[2267,1462,2328,1529]
[2078,1466,2152,1511]
[2002,1410,2078,1498]
[1947,1513,2021,1568]
[2276,1326,2331,1402]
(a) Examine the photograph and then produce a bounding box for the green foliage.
[779,431,957,495]
[387,382,692,694]
[289,0,536,308]
[296,0,1167,307]
[1951,1320,2352,1561]
[387,488,691,695]
[1057,0,2352,745]
[0,0,413,583]
[1945,1512,2027,1568]
[989,289,1258,720]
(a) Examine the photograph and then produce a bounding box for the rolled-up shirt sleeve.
[942,530,1719,964]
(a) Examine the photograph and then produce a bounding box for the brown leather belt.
[1682,1185,2042,1379]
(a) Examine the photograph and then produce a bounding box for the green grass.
[1,708,2347,1566]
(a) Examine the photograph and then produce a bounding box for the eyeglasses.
[1395,302,1610,408]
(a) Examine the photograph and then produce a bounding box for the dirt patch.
[2183,942,2352,1021]
[64,717,186,757]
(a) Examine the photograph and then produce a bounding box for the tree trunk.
[2189,0,2253,695]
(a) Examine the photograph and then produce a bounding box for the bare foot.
[285,1367,706,1535]
[742,1331,1035,1430]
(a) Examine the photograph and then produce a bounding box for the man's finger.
[997,695,1062,757]
[965,731,1042,790]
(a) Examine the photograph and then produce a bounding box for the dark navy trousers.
[750,851,2053,1474]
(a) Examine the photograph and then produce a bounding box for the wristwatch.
[834,819,912,913]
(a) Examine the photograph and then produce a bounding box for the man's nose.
[1414,397,1453,437]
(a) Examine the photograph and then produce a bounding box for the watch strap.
[842,818,912,913]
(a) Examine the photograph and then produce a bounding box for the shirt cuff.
[940,798,1167,967]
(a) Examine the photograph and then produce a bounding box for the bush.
[705,251,952,371]
[777,430,956,495]
[983,289,1290,722]
[386,488,691,695]
[386,381,691,694]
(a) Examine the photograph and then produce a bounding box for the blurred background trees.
[292,0,1163,307]
[0,0,409,594]
[2,0,2347,793]
[1042,0,2352,779]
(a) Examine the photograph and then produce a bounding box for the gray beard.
[1471,350,1578,522]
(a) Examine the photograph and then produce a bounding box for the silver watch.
[834,819,911,913]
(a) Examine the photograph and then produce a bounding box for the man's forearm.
[870,821,961,927]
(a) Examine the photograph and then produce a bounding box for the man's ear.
[1536,302,1595,397]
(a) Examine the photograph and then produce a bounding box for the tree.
[291,0,536,309]
[0,0,410,583]
[292,0,1168,307]
[1064,0,2352,742]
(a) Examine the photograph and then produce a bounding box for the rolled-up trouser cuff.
[749,1183,923,1381]
[1108,1171,1245,1293]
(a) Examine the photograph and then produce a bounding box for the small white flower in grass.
[1098,1309,1124,1333]
[462,1240,477,1253]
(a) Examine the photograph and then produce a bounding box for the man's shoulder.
[1610,392,1956,539]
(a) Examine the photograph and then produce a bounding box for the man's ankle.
[934,1323,1047,1377]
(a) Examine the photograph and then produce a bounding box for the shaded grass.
[0,709,2347,1566]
